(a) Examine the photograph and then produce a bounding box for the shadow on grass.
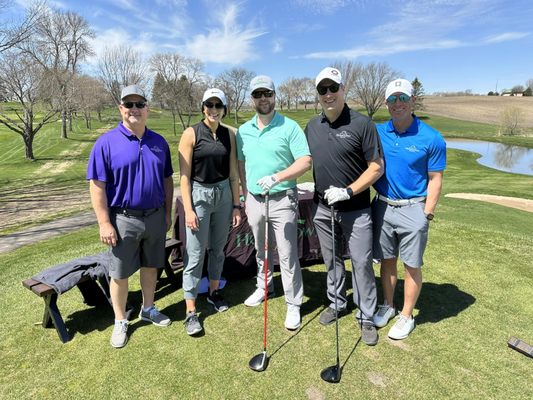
[376,278,476,325]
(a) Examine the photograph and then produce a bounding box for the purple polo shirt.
[87,122,173,209]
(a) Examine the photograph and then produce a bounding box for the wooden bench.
[22,275,111,343]
[23,239,183,343]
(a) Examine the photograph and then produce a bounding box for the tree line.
[0,2,423,161]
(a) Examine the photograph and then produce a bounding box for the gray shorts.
[372,198,429,268]
[109,207,166,279]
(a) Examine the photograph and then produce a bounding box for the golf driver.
[321,205,342,383]
[249,193,270,372]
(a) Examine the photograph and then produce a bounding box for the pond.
[445,139,533,176]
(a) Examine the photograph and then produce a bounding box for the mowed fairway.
[0,103,532,399]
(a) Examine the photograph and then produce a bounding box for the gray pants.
[183,179,232,299]
[246,189,303,306]
[312,202,377,323]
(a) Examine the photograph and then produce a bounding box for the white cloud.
[302,0,526,59]
[290,0,366,15]
[182,3,265,64]
[272,39,284,53]
[485,32,530,43]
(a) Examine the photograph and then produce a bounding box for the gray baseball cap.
[121,85,147,101]
[250,75,275,92]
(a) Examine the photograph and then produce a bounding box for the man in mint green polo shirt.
[236,75,311,330]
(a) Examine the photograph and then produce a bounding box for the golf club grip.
[508,336,533,358]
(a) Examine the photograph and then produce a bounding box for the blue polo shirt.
[87,122,173,209]
[236,112,310,195]
[374,116,446,199]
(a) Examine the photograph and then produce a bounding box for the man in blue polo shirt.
[372,78,446,340]
[236,75,311,330]
[305,67,384,346]
[87,85,174,348]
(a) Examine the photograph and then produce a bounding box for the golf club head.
[320,364,341,383]
[249,351,269,372]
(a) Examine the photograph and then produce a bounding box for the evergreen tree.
[411,77,425,111]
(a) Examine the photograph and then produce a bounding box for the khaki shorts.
[108,207,166,279]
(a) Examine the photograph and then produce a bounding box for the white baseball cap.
[250,75,275,92]
[315,67,343,87]
[202,88,227,106]
[385,79,413,99]
[121,85,147,101]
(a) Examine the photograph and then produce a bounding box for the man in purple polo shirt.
[87,85,174,348]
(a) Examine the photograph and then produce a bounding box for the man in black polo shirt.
[305,67,384,345]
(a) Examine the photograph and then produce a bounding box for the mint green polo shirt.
[236,111,310,195]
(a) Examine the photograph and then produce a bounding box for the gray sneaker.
[319,306,348,326]
[110,320,128,348]
[185,311,203,336]
[361,321,378,346]
[139,305,171,327]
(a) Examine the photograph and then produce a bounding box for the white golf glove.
[324,187,351,205]
[257,174,280,194]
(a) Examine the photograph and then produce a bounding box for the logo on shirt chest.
[150,145,163,153]
[405,145,420,153]
[336,130,352,139]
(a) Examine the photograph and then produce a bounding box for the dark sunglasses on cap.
[251,90,275,99]
[317,83,340,96]
[122,101,147,109]
[386,94,411,104]
[203,101,224,109]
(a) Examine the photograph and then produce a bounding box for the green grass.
[0,107,532,398]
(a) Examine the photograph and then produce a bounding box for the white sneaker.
[244,288,273,307]
[110,320,128,348]
[285,304,301,330]
[388,314,415,340]
[373,304,396,328]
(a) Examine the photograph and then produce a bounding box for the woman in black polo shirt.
[178,88,241,336]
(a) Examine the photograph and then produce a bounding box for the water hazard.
[446,139,533,176]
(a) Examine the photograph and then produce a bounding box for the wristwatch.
[233,204,242,210]
[425,213,434,221]
[346,187,354,197]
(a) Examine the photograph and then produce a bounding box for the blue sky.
[13,0,533,94]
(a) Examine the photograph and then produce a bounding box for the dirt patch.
[423,96,533,128]
[445,193,533,213]
[367,371,388,388]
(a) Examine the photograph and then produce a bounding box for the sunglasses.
[386,94,411,104]
[204,101,224,109]
[122,101,147,109]
[317,83,340,96]
[251,90,275,99]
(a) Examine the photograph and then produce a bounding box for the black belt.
[252,188,296,198]
[112,207,161,218]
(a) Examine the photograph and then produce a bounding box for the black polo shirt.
[305,104,382,211]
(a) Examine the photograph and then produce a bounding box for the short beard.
[255,101,275,115]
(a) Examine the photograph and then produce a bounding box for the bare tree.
[0,0,42,53]
[499,107,523,136]
[299,78,315,110]
[277,81,292,110]
[526,78,533,91]
[150,52,204,133]
[332,60,362,101]
[216,68,254,124]
[98,45,149,105]
[72,74,110,129]
[0,51,57,160]
[352,62,397,119]
[19,7,94,139]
